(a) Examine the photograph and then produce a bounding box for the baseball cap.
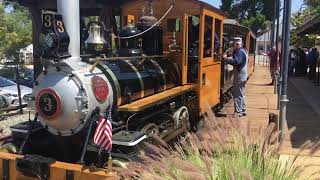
[233,37,242,43]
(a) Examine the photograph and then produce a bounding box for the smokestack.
[57,0,80,61]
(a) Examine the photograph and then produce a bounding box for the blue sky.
[201,0,304,13]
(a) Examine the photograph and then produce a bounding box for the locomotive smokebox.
[32,66,114,136]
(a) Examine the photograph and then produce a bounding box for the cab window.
[203,15,213,58]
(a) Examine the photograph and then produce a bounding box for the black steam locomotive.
[3,0,255,169]
[6,0,193,166]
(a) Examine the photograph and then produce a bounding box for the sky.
[201,0,304,13]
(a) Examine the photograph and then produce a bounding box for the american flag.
[93,108,112,152]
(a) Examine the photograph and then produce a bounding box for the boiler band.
[96,57,181,107]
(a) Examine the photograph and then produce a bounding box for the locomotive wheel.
[174,106,190,131]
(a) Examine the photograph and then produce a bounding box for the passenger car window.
[203,15,213,58]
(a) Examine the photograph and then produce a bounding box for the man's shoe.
[233,112,244,118]
[267,82,274,86]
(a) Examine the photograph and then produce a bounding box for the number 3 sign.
[36,88,62,120]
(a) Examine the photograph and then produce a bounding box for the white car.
[0,95,8,109]
[0,77,32,111]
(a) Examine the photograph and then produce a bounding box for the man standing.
[267,47,280,85]
[261,47,280,85]
[307,48,319,81]
[223,37,248,117]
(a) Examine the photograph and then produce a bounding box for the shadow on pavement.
[286,80,320,148]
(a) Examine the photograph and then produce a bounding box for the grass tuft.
[118,108,320,180]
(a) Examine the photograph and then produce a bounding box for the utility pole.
[15,64,23,114]
[275,0,280,52]
[279,0,292,142]
[264,30,267,66]
[279,0,286,110]
[275,0,280,109]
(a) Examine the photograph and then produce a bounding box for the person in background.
[260,46,280,85]
[289,49,296,76]
[204,20,221,56]
[223,37,248,117]
[307,48,319,81]
[304,48,309,56]
[214,33,220,55]
[296,48,307,76]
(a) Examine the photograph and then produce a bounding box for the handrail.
[118,4,174,39]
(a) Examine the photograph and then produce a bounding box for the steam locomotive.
[4,0,255,167]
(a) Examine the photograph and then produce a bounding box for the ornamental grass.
[118,109,320,180]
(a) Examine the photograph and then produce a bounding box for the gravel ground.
[0,110,34,137]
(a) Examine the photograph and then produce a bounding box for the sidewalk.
[197,54,320,178]
[220,56,320,178]
[219,62,278,140]
[277,77,320,179]
[280,76,320,154]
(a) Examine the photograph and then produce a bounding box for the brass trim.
[99,62,122,106]
[150,59,167,90]
[125,60,145,98]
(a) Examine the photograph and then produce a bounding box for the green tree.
[220,0,276,33]
[303,0,320,11]
[241,13,271,34]
[0,1,32,63]
[290,0,320,47]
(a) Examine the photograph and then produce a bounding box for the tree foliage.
[0,1,32,63]
[290,0,320,47]
[303,0,320,10]
[220,0,275,33]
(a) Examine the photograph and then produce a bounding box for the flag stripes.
[93,108,112,152]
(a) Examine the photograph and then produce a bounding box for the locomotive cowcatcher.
[0,0,256,179]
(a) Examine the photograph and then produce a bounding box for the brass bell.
[85,22,109,54]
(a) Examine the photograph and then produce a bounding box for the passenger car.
[0,77,32,111]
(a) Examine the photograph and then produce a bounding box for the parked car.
[0,95,8,109]
[0,77,32,111]
[0,66,34,88]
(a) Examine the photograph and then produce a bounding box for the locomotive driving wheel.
[174,106,190,131]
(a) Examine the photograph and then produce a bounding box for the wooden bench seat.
[118,84,197,112]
